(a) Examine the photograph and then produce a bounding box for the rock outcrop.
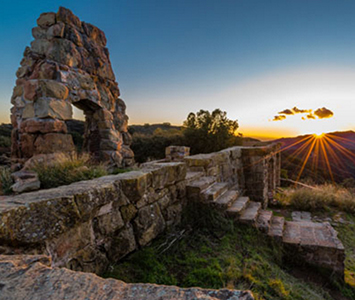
[0,255,254,300]
[10,7,134,167]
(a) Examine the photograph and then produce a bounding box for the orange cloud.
[314,107,334,119]
[272,106,334,121]
[278,109,294,115]
[272,115,286,121]
[292,106,312,114]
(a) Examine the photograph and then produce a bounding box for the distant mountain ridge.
[272,130,355,183]
[273,130,355,150]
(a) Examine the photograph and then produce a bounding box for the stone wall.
[10,7,133,167]
[0,144,279,274]
[184,144,281,206]
[241,144,281,207]
[0,162,186,274]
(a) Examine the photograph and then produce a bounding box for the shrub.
[30,153,108,189]
[0,167,13,195]
[183,109,242,155]
[275,184,355,213]
[0,136,11,148]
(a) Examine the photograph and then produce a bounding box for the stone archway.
[10,7,134,167]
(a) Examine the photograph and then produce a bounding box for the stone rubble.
[10,170,40,193]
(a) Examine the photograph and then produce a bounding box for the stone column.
[10,7,134,167]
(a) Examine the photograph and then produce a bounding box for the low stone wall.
[0,162,186,274]
[0,144,280,275]
[184,144,281,206]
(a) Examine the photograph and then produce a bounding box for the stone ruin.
[10,7,134,167]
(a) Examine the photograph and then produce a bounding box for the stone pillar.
[10,7,134,167]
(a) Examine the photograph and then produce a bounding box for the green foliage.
[129,110,243,163]
[131,130,184,163]
[30,154,108,189]
[0,167,13,195]
[336,214,355,294]
[280,169,288,180]
[0,136,11,148]
[104,204,336,300]
[275,184,355,213]
[110,168,132,175]
[182,109,242,155]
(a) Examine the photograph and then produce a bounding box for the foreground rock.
[0,255,254,300]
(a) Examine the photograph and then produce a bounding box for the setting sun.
[314,132,325,138]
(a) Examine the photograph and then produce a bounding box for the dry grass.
[0,167,13,195]
[30,153,108,189]
[275,184,355,213]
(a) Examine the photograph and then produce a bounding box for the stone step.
[186,176,217,199]
[226,196,249,217]
[238,201,262,225]
[185,171,204,183]
[214,189,240,209]
[256,210,273,233]
[268,216,285,240]
[282,221,345,274]
[282,221,344,248]
[201,182,229,202]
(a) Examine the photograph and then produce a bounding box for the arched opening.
[71,100,103,160]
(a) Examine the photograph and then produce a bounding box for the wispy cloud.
[272,115,287,121]
[278,109,294,115]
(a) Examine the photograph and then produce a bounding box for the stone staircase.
[186,172,345,276]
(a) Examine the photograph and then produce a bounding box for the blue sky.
[1,0,355,138]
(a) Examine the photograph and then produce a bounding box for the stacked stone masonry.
[0,162,186,274]
[0,144,346,299]
[10,7,134,167]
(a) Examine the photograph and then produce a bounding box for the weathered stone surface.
[19,133,36,157]
[120,171,150,203]
[23,79,39,101]
[34,133,75,154]
[120,204,138,223]
[133,203,166,246]
[23,153,68,170]
[0,255,254,300]
[82,21,107,46]
[166,145,190,161]
[47,22,65,38]
[39,80,69,99]
[47,38,82,67]
[32,26,46,39]
[56,6,82,29]
[283,221,345,274]
[30,38,51,56]
[34,97,72,120]
[20,118,67,134]
[11,170,41,193]
[37,12,56,28]
[108,224,137,262]
[11,7,134,167]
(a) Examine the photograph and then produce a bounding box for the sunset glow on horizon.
[1,1,355,141]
